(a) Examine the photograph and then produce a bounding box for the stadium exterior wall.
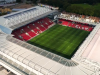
[0,25,12,34]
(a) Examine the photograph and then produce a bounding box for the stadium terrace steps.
[34,22,46,31]
[12,17,54,41]
[68,22,72,27]
[62,21,69,26]
[41,22,48,28]
[22,26,31,32]
[20,33,31,41]
[28,31,37,37]
[59,19,93,32]
[44,18,53,25]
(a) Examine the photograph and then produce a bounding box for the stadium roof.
[82,28,100,63]
[0,32,96,75]
[0,6,57,30]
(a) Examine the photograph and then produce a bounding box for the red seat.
[74,24,81,29]
[68,22,72,27]
[88,27,93,31]
[34,22,46,31]
[13,34,23,41]
[62,21,69,26]
[29,24,40,33]
[71,24,76,28]
[20,33,31,41]
[12,17,54,41]
[59,19,93,32]
[28,31,37,37]
[22,26,31,32]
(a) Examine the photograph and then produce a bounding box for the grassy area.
[28,25,90,59]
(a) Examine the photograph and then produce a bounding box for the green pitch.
[28,24,90,59]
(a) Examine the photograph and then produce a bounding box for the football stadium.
[0,4,100,75]
[27,24,90,59]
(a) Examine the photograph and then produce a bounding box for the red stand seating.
[20,33,31,41]
[74,24,81,29]
[28,31,37,37]
[71,23,76,28]
[34,22,46,31]
[62,21,69,26]
[28,24,40,34]
[12,17,54,41]
[88,27,93,31]
[59,19,93,31]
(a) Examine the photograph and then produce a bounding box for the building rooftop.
[0,6,57,30]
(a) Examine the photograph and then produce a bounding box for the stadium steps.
[12,17,54,41]
[41,25,47,30]
[89,27,93,31]
[68,22,72,27]
[12,32,24,41]
[28,31,37,37]
[28,24,40,34]
[13,30,31,41]
[20,33,31,41]
[39,20,48,29]
[59,19,93,31]
[37,19,47,30]
[59,19,69,26]
[13,35,23,41]
[33,22,44,32]
[43,23,48,28]
[74,24,81,29]
[43,18,53,25]
[22,26,31,32]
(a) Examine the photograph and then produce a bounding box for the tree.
[63,1,70,10]
[16,0,22,3]
[94,9,100,17]
[32,0,37,4]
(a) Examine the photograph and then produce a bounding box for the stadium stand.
[12,17,54,41]
[59,19,93,31]
[58,12,100,25]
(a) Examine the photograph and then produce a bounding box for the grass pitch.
[28,24,90,59]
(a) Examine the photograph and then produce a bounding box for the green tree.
[16,0,22,3]
[94,9,100,17]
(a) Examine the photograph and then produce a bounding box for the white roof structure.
[0,33,96,75]
[82,28,100,62]
[0,6,57,30]
[72,24,100,74]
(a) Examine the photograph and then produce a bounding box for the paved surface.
[0,66,15,75]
